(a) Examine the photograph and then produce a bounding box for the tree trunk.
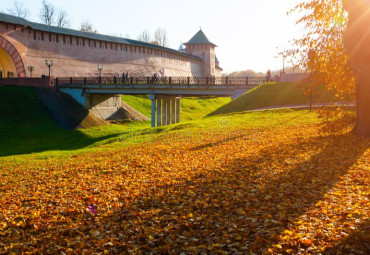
[344,0,370,136]
[355,73,370,136]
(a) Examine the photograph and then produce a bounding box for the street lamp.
[97,65,103,77]
[45,60,54,77]
[27,65,34,77]
[97,65,103,83]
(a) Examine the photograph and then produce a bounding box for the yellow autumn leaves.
[0,114,369,254]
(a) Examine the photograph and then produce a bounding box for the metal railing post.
[169,77,172,85]
[70,77,72,84]
[246,77,249,86]
[84,77,87,84]
[187,77,190,86]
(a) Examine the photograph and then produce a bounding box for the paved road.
[247,102,355,112]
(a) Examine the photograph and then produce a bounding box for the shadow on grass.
[2,132,369,253]
[190,134,245,151]
[0,129,124,157]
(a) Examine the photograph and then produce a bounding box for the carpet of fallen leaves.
[0,121,369,254]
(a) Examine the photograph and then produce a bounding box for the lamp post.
[97,65,104,77]
[45,60,53,77]
[97,65,103,83]
[27,65,34,77]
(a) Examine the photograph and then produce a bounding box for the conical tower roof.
[184,29,217,47]
[178,43,185,52]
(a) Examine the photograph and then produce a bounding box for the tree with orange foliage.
[287,0,370,136]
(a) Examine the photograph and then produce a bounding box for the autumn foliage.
[287,0,355,99]
[0,111,369,254]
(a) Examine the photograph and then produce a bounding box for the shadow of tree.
[223,133,369,253]
[325,219,370,254]
[0,131,123,157]
[2,131,369,254]
[93,133,369,253]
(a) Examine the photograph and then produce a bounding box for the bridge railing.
[56,76,267,88]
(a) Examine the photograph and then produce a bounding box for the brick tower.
[184,29,217,77]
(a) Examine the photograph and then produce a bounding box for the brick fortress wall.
[0,22,204,78]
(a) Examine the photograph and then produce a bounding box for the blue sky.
[1,0,305,73]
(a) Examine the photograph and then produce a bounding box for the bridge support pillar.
[166,98,171,125]
[150,95,181,127]
[176,97,181,123]
[149,94,156,128]
[162,97,167,126]
[156,97,161,127]
[171,98,176,124]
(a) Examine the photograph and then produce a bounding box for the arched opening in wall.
[0,48,17,78]
[0,36,26,78]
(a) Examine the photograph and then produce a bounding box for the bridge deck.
[56,76,267,96]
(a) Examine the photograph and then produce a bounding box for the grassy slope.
[0,86,135,157]
[210,82,349,116]
[122,95,231,121]
[1,82,349,160]
[0,86,323,161]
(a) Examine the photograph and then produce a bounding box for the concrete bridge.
[56,76,267,127]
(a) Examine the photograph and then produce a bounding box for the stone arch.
[0,35,26,78]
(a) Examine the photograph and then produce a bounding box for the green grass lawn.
[121,95,231,121]
[0,85,322,161]
[0,83,353,160]
[210,82,353,116]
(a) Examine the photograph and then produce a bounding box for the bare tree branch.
[56,9,69,28]
[137,30,151,42]
[7,1,30,18]
[80,20,97,33]
[154,28,168,47]
[39,0,55,25]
